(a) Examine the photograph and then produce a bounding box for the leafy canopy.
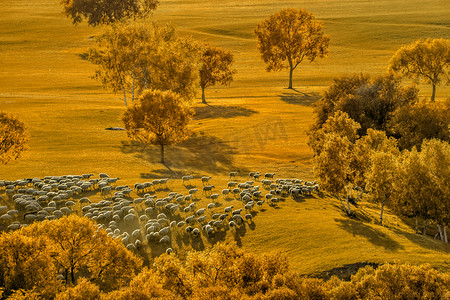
[60,0,158,27]
[389,38,450,101]
[122,89,193,163]
[254,8,330,88]
[0,111,29,165]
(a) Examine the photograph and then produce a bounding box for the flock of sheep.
[0,171,320,255]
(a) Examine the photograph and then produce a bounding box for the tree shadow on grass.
[391,228,450,252]
[335,218,403,251]
[279,89,321,106]
[120,132,249,178]
[194,105,257,120]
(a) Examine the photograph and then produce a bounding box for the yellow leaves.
[60,0,159,27]
[389,38,450,100]
[0,111,29,165]
[254,8,330,87]
[122,89,193,162]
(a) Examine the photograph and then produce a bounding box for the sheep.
[202,185,215,195]
[257,200,265,209]
[196,208,206,216]
[182,175,193,185]
[166,248,173,255]
[229,172,238,180]
[170,220,177,228]
[264,173,276,179]
[126,243,136,251]
[221,189,230,199]
[159,178,169,189]
[224,206,234,214]
[185,215,195,224]
[132,229,141,239]
[245,214,253,221]
[229,220,236,229]
[159,226,170,236]
[99,173,109,179]
[157,213,168,220]
[192,228,200,237]
[210,194,220,201]
[201,176,211,185]
[188,188,198,199]
[227,182,238,189]
[79,197,91,205]
[232,214,244,225]
[232,188,241,198]
[253,173,261,181]
[124,213,136,224]
[212,213,221,220]
[135,239,142,249]
[140,215,148,222]
[197,215,207,223]
[0,206,8,214]
[207,203,215,211]
[185,226,194,234]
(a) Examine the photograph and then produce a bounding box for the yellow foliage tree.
[254,8,330,89]
[199,44,236,104]
[88,23,200,107]
[59,0,158,27]
[0,111,29,164]
[122,89,194,164]
[23,215,142,289]
[0,230,59,299]
[365,151,399,225]
[56,278,101,300]
[389,38,450,101]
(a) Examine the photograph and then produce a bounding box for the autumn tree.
[88,23,200,106]
[393,139,449,242]
[199,44,236,104]
[312,73,419,137]
[309,111,361,216]
[254,8,330,89]
[0,111,29,164]
[388,98,449,150]
[365,151,399,225]
[389,38,450,101]
[122,89,193,164]
[59,0,158,27]
[0,230,59,299]
[23,215,142,289]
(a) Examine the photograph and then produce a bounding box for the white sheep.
[182,175,193,185]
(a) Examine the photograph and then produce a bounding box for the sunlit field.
[0,0,449,275]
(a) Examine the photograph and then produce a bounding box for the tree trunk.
[122,88,128,107]
[444,226,448,243]
[379,202,384,226]
[132,73,135,102]
[70,266,76,285]
[288,67,294,89]
[415,217,418,234]
[431,84,436,102]
[423,220,429,235]
[201,86,206,104]
[160,143,165,164]
[336,195,352,216]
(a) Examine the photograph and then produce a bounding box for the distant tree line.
[0,215,449,299]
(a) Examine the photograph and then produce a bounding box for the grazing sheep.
[197,215,207,223]
[192,228,200,237]
[232,209,243,215]
[201,176,211,185]
[207,203,215,211]
[229,172,238,180]
[224,206,234,214]
[245,214,253,221]
[233,214,244,224]
[264,173,276,179]
[229,220,236,229]
[124,213,136,224]
[126,243,136,251]
[212,213,221,220]
[210,194,220,201]
[182,175,193,185]
[257,200,265,209]
[202,185,215,195]
[99,173,109,179]
[196,208,206,216]
[166,248,173,255]
[222,189,230,199]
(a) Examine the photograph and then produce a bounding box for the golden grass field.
[1,0,449,275]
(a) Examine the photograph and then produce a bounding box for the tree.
[59,0,158,27]
[24,215,142,289]
[0,111,29,164]
[393,139,449,242]
[0,231,59,299]
[388,98,449,150]
[389,38,450,102]
[312,73,419,138]
[122,89,193,164]
[254,8,330,89]
[365,151,398,225]
[88,23,200,106]
[199,44,236,104]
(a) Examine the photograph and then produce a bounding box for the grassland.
[0,0,449,275]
